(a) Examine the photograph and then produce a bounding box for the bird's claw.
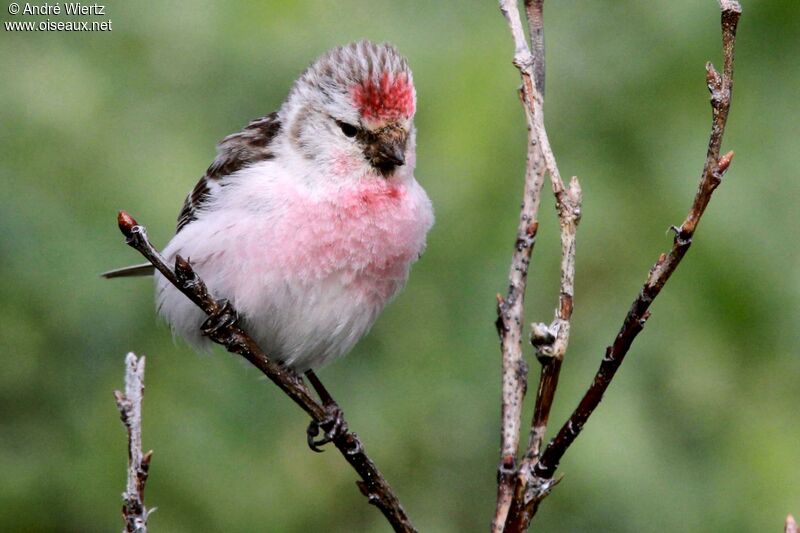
[201,299,238,339]
[306,403,346,453]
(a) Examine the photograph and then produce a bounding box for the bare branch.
[494,0,581,527]
[115,352,153,533]
[493,0,549,528]
[526,89,582,462]
[505,177,581,528]
[114,211,416,533]
[524,0,545,97]
[511,1,742,525]
[496,0,583,529]
[494,1,741,529]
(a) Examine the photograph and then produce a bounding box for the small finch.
[105,41,434,372]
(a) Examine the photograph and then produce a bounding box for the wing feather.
[176,112,281,232]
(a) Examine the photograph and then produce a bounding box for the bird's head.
[280,41,416,181]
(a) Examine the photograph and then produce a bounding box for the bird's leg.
[305,369,347,452]
[306,369,336,405]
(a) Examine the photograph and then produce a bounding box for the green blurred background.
[2,1,798,531]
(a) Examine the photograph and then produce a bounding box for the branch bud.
[717,150,734,173]
[117,210,138,238]
[530,322,556,363]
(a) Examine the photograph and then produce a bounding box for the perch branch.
[506,1,741,527]
[493,0,550,528]
[114,211,416,533]
[115,352,153,533]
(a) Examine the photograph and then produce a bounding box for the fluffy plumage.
[127,41,434,371]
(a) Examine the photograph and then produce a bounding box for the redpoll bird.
[105,41,434,372]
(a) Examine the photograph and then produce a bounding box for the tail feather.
[101,263,156,279]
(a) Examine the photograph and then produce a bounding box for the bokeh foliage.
[1,1,798,531]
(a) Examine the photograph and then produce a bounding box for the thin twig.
[493,0,550,528]
[114,211,416,533]
[524,0,545,98]
[115,352,153,533]
[497,0,582,529]
[520,0,582,465]
[506,1,742,527]
[505,174,581,529]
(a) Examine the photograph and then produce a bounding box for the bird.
[104,41,434,375]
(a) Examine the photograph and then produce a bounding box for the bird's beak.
[377,140,405,168]
[366,126,408,176]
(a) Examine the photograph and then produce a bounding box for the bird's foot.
[201,299,238,341]
[307,403,347,453]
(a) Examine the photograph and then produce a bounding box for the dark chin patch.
[372,160,398,177]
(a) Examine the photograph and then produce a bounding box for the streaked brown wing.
[176,112,281,233]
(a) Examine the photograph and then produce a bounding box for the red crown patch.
[352,72,415,122]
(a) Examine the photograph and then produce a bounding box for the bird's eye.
[337,121,358,138]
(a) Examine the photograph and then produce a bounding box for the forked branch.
[534,0,740,483]
[113,211,416,533]
[505,1,741,529]
[494,0,581,529]
[492,0,549,528]
[496,1,741,531]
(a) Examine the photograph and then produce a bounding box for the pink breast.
[269,178,430,303]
